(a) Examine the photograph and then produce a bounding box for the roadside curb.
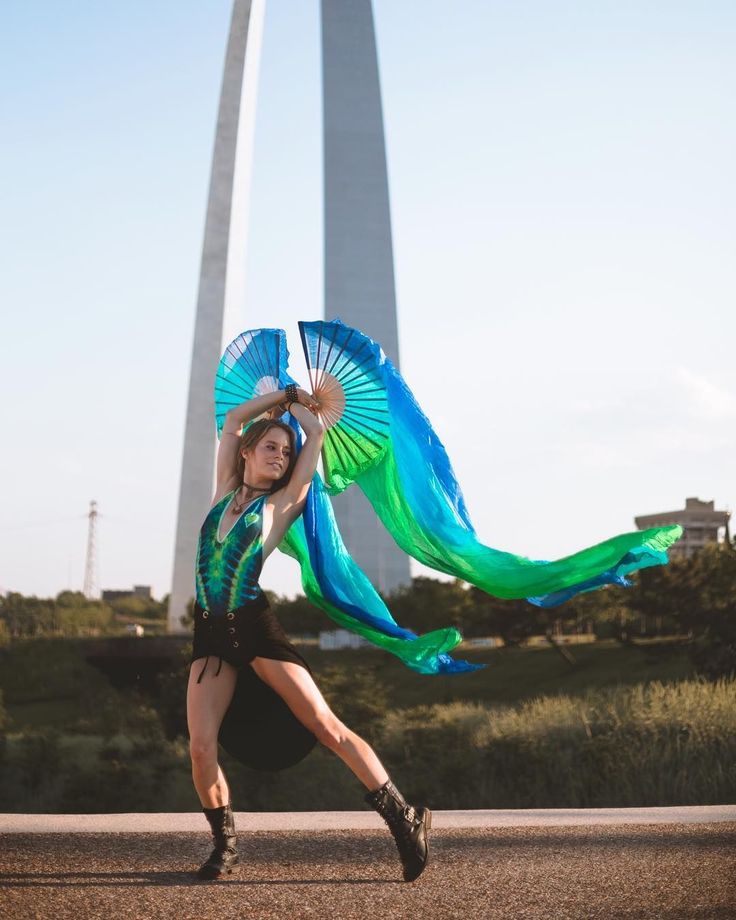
[2,805,734,833]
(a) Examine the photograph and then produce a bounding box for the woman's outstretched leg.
[250,656,431,882]
[249,656,388,787]
[329,727,390,789]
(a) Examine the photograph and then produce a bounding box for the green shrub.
[373,676,736,808]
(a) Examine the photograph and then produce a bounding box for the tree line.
[2,540,734,676]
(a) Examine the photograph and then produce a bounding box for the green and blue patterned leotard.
[195,491,267,615]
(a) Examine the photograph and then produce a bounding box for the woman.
[187,384,431,882]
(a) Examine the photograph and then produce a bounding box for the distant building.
[319,629,371,651]
[102,585,153,602]
[635,497,731,560]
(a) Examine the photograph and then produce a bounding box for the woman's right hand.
[293,388,320,413]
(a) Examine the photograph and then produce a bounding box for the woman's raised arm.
[225,390,289,429]
[276,401,324,511]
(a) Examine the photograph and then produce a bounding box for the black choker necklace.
[233,481,270,513]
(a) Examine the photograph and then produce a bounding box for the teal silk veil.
[322,322,682,605]
[215,324,682,675]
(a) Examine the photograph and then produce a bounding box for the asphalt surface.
[1,822,734,919]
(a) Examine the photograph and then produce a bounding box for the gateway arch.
[168,0,410,633]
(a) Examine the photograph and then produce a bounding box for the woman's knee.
[189,735,219,767]
[313,712,353,750]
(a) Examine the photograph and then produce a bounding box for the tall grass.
[376,676,736,808]
[1,664,733,811]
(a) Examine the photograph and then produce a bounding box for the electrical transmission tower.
[83,500,98,599]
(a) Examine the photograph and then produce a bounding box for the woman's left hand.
[293,388,320,413]
[266,392,319,419]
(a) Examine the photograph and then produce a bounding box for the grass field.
[0,639,693,732]
[2,635,732,812]
[0,636,695,732]
[308,636,695,711]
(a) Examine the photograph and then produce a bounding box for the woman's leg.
[249,656,389,790]
[250,656,431,883]
[186,658,239,808]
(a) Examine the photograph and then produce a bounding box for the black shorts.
[190,593,318,772]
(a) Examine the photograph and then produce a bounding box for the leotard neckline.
[216,491,265,543]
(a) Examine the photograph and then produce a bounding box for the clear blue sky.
[1,1,734,601]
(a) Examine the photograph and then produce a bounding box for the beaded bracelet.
[284,383,298,404]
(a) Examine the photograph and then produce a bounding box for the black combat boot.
[364,778,432,882]
[197,802,239,880]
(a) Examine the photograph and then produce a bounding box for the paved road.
[2,821,734,919]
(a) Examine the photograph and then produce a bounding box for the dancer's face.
[242,428,292,483]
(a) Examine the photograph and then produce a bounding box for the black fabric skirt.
[190,594,318,772]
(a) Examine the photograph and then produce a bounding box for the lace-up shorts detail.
[189,593,318,772]
[190,593,305,679]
